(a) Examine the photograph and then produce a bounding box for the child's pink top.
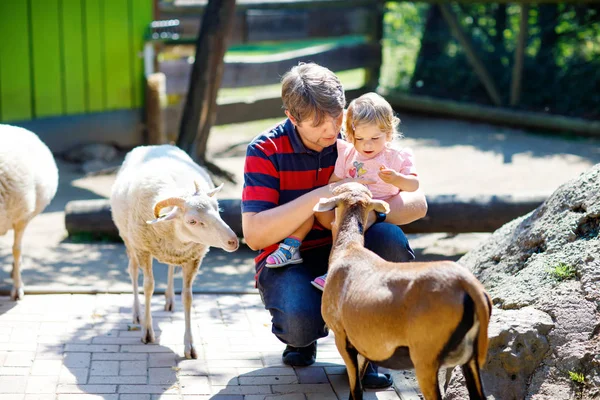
[334,139,417,200]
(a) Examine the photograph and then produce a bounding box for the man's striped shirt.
[242,118,338,264]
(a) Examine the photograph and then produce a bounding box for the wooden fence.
[150,0,385,132]
[0,0,153,123]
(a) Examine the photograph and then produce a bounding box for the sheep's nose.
[228,239,237,247]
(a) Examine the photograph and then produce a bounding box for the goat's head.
[147,181,239,252]
[313,182,389,239]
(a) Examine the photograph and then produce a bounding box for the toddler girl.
[265,93,419,290]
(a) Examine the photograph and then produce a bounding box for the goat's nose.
[228,239,237,247]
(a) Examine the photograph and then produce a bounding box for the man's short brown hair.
[281,63,346,126]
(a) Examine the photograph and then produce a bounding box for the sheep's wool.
[0,125,59,235]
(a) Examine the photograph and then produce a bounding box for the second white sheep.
[110,144,239,358]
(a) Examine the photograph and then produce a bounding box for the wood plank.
[103,0,133,109]
[0,1,33,121]
[157,7,374,44]
[510,5,529,106]
[61,0,86,115]
[31,0,64,118]
[439,4,503,107]
[84,0,106,112]
[159,0,381,14]
[385,91,600,138]
[161,43,381,94]
[131,0,154,107]
[64,193,547,239]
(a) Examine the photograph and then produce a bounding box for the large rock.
[446,164,600,400]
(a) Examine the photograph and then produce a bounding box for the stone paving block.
[209,385,271,396]
[65,345,119,353]
[23,395,55,400]
[179,376,211,394]
[238,375,299,385]
[35,344,64,360]
[4,352,35,367]
[88,376,148,384]
[120,394,151,400]
[295,367,328,384]
[57,395,118,400]
[245,395,306,400]
[0,376,28,393]
[149,354,177,368]
[118,385,180,395]
[0,343,37,352]
[93,353,146,361]
[24,376,58,394]
[30,360,62,375]
[120,360,147,375]
[0,395,24,400]
[58,366,88,384]
[236,368,296,377]
[121,345,171,354]
[271,384,336,395]
[153,395,184,400]
[148,367,177,384]
[305,393,337,400]
[91,361,120,376]
[56,384,117,394]
[0,366,30,376]
[63,353,91,368]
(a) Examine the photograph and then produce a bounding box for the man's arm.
[385,189,428,225]
[242,185,332,251]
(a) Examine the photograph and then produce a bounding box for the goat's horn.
[153,197,186,218]
[193,180,201,194]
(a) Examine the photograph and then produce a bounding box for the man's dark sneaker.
[282,342,317,367]
[362,362,393,390]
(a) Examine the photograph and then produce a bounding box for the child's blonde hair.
[344,92,401,143]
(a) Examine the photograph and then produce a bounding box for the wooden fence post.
[145,72,168,144]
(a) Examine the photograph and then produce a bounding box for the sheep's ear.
[146,206,179,224]
[206,183,224,197]
[371,199,390,214]
[313,196,340,212]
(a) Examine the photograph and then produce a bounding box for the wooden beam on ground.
[64,194,546,240]
[439,4,503,107]
[384,91,600,138]
[510,5,529,106]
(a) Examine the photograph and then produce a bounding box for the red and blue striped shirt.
[242,118,338,264]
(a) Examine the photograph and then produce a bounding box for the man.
[241,62,427,389]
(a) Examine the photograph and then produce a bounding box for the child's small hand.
[378,168,399,184]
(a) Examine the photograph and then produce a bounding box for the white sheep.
[110,144,239,358]
[0,124,59,300]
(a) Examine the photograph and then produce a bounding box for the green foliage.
[383,3,600,120]
[68,232,121,244]
[548,262,577,281]
[569,371,585,384]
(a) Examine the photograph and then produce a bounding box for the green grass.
[548,262,577,282]
[569,371,585,384]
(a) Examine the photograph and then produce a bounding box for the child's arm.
[328,173,343,184]
[378,167,420,192]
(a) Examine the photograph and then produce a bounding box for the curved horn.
[153,197,186,218]
[193,180,201,194]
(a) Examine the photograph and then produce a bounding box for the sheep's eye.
[188,220,197,225]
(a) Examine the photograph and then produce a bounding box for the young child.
[311,92,419,289]
[266,93,419,283]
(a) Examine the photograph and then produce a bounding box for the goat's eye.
[188,220,197,225]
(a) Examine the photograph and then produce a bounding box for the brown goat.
[314,182,492,400]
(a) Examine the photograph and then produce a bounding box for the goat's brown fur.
[314,183,492,400]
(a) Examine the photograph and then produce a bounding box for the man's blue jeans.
[255,222,415,347]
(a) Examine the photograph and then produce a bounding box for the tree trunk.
[176,0,237,182]
[410,5,448,91]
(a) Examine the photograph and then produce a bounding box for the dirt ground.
[1,113,599,295]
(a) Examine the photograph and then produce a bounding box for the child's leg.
[266,216,314,268]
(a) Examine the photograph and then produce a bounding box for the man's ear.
[285,110,298,126]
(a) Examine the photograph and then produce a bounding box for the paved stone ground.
[0,293,421,400]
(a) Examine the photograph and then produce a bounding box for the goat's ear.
[371,199,390,214]
[146,206,179,224]
[313,196,340,212]
[206,183,224,197]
